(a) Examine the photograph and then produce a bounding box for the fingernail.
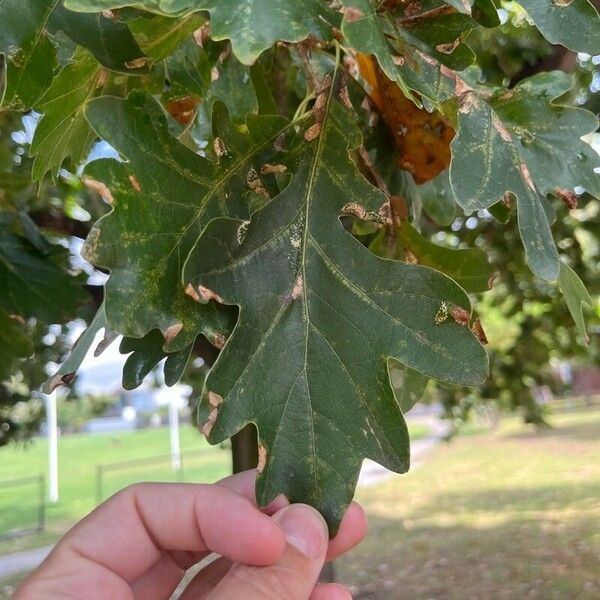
[277,504,327,559]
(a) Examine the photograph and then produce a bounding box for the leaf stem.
[293,91,317,121]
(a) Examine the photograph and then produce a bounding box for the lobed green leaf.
[184,73,488,531]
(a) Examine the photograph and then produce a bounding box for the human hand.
[15,469,366,599]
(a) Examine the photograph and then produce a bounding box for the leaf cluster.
[0,0,599,528]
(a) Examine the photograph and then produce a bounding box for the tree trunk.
[231,424,259,473]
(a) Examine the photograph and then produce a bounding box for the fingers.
[326,502,368,562]
[180,500,366,599]
[208,504,329,600]
[15,471,366,600]
[217,469,289,514]
[25,482,286,588]
[219,470,367,561]
[131,554,185,600]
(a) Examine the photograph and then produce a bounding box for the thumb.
[210,503,329,600]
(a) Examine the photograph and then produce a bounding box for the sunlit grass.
[338,410,600,599]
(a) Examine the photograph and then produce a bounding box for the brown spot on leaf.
[458,90,478,114]
[257,444,267,474]
[237,220,250,245]
[389,195,408,223]
[304,122,322,142]
[491,113,512,142]
[519,163,536,191]
[193,23,211,47]
[129,175,141,192]
[291,274,304,300]
[201,408,218,437]
[260,163,287,175]
[314,90,328,113]
[342,202,367,220]
[213,137,226,158]
[435,301,449,325]
[208,391,224,408]
[343,7,364,22]
[378,201,393,226]
[471,318,488,345]
[338,84,353,110]
[185,283,202,303]
[404,249,419,264]
[557,189,578,209]
[96,69,109,88]
[62,372,76,386]
[212,332,226,350]
[83,177,113,204]
[436,39,460,55]
[164,322,183,344]
[454,75,471,97]
[125,57,148,70]
[246,167,269,197]
[451,306,470,326]
[197,285,224,304]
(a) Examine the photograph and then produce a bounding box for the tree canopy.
[1,0,599,531]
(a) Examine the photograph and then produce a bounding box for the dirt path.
[358,417,449,487]
[0,545,52,579]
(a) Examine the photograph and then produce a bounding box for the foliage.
[56,393,117,432]
[0,0,599,529]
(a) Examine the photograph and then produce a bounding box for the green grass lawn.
[0,420,430,557]
[338,409,600,599]
[0,572,27,600]
[0,425,232,554]
[2,411,598,597]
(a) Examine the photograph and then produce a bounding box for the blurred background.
[1,3,599,598]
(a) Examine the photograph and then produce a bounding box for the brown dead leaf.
[471,318,488,345]
[356,54,455,184]
[165,96,201,126]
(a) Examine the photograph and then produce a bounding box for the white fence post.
[169,397,181,471]
[46,392,59,503]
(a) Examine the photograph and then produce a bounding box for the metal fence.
[95,451,219,504]
[0,475,45,540]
